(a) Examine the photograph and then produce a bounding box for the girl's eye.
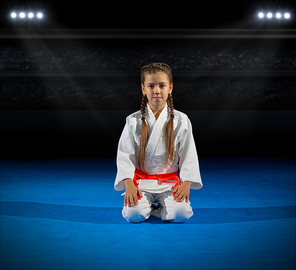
[148,85,154,88]
[160,85,165,88]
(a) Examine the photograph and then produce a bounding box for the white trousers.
[122,191,193,223]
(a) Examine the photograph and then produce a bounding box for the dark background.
[0,0,295,160]
[0,0,296,29]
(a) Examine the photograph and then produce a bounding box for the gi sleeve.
[178,116,203,190]
[114,117,137,191]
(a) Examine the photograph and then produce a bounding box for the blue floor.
[1,157,296,270]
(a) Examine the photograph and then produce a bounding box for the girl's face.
[141,72,173,112]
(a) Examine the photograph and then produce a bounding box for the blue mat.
[1,157,296,269]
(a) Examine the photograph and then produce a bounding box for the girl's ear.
[169,83,173,94]
[141,84,146,95]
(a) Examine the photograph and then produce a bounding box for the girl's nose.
[154,86,160,93]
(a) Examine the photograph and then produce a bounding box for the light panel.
[10,11,44,20]
[257,10,291,20]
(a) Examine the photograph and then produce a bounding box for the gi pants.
[122,190,193,223]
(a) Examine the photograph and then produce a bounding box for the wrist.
[182,181,192,187]
[123,178,134,188]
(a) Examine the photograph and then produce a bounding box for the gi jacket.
[114,103,203,191]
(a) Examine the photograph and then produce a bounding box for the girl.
[114,63,203,223]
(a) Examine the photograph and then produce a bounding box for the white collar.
[146,102,168,123]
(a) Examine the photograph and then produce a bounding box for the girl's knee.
[122,204,151,223]
[164,201,193,223]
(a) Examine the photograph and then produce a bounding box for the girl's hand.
[173,181,191,203]
[123,178,143,207]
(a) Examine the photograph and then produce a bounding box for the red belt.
[133,168,181,200]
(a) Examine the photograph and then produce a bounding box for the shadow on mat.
[1,201,296,224]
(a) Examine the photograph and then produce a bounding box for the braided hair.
[164,93,176,166]
[141,63,173,85]
[138,63,176,172]
[138,94,149,172]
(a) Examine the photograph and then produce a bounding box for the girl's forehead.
[144,72,170,83]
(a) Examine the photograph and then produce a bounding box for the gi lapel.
[145,103,169,169]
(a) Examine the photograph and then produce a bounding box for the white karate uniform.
[115,103,203,223]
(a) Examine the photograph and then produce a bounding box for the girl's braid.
[141,95,148,120]
[167,93,174,118]
[138,94,149,172]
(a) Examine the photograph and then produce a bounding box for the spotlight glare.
[37,12,43,19]
[276,13,281,19]
[258,12,264,18]
[284,13,290,19]
[28,12,34,18]
[267,12,273,18]
[11,12,17,18]
[19,12,26,18]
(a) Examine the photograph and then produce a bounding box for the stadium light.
[10,11,44,20]
[257,11,291,20]
[258,12,264,18]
